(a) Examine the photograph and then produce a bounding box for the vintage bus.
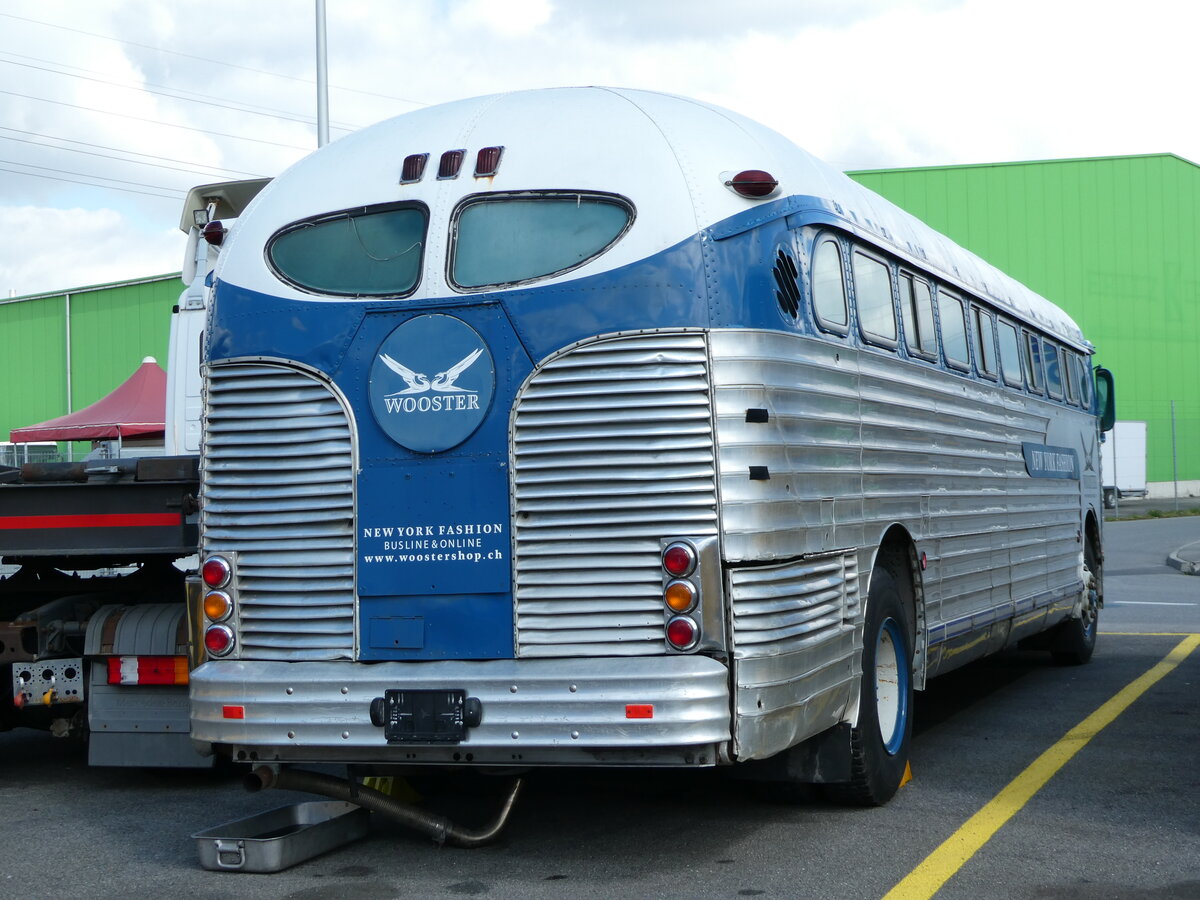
[189,87,1114,806]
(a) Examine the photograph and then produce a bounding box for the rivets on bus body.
[341,686,349,694]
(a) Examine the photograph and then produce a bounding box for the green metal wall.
[849,154,1200,484]
[1,275,182,451]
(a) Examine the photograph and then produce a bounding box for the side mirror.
[1094,366,1115,433]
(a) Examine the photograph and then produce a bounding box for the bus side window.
[812,238,849,334]
[1078,356,1094,410]
[1044,339,1064,400]
[852,250,897,347]
[901,273,937,360]
[997,319,1024,388]
[1063,351,1080,405]
[972,306,998,379]
[938,290,970,371]
[1023,331,1045,394]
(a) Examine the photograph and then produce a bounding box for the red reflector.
[438,149,465,179]
[625,704,654,719]
[727,169,778,198]
[474,145,503,177]
[401,152,429,183]
[222,705,245,719]
[106,656,189,686]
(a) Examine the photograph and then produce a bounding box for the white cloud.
[0,206,184,297]
[2,0,1200,293]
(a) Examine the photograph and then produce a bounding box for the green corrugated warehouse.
[849,153,1200,494]
[0,274,181,461]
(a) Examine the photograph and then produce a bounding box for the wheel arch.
[868,524,927,690]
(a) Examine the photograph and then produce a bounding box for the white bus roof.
[218,87,1088,351]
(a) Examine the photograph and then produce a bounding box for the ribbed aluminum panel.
[711,329,1086,651]
[729,552,858,659]
[202,363,355,661]
[512,333,719,657]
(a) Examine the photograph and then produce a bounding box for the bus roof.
[219,87,1088,351]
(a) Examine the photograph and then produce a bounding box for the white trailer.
[1101,420,1147,507]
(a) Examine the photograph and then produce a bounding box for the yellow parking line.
[884,634,1200,900]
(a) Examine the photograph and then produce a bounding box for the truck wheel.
[825,553,914,806]
[1052,541,1100,665]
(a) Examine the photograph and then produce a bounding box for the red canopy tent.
[9,357,167,443]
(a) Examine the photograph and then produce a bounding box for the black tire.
[1052,539,1100,665]
[825,553,914,806]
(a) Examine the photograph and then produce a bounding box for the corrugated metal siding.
[511,333,719,657]
[712,330,1083,626]
[729,552,857,658]
[201,363,356,661]
[850,155,1200,482]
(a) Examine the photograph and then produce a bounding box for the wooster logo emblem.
[369,315,495,453]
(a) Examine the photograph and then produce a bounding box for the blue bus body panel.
[207,208,816,661]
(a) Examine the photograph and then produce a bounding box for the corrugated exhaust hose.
[245,766,523,848]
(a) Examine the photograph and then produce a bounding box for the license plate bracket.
[375,689,467,744]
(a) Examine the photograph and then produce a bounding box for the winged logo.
[381,348,482,397]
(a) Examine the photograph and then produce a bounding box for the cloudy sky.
[1,0,1195,298]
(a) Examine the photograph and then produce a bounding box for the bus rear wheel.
[825,554,914,806]
[1052,540,1100,665]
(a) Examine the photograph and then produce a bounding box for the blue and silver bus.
[190,87,1114,805]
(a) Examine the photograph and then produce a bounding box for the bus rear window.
[268,204,427,296]
[450,192,632,289]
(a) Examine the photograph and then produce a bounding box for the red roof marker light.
[726,169,779,199]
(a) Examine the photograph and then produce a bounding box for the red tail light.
[663,542,696,577]
[666,616,699,651]
[201,556,231,589]
[107,656,189,686]
[204,624,235,657]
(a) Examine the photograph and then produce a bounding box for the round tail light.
[204,624,235,657]
[203,591,233,622]
[202,556,231,589]
[663,542,696,577]
[666,616,699,651]
[664,580,697,613]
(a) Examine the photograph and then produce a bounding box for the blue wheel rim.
[875,616,910,756]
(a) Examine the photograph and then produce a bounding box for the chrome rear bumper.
[191,655,731,766]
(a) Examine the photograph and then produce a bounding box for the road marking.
[1102,631,1196,636]
[884,634,1200,900]
[1108,601,1196,607]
